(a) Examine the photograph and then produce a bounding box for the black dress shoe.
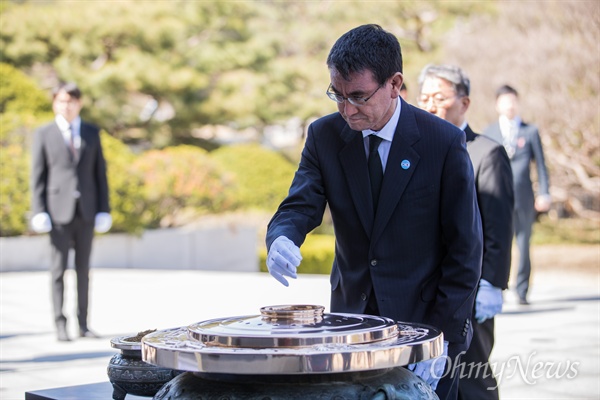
[519,298,530,305]
[79,328,100,338]
[57,325,71,342]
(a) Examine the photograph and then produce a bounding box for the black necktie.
[69,125,77,161]
[368,134,384,212]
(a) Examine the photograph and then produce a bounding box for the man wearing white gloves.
[266,25,483,400]
[30,82,111,341]
[417,64,514,399]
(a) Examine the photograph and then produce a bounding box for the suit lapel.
[48,122,73,162]
[464,125,476,142]
[372,104,421,245]
[513,121,532,155]
[487,123,503,145]
[339,124,374,238]
[77,122,89,165]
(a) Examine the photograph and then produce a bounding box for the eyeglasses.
[326,83,382,106]
[417,93,461,108]
[54,99,80,107]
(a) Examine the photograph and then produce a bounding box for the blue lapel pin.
[401,159,410,170]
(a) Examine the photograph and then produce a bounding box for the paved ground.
[1,263,598,399]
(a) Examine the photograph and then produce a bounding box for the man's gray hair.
[417,64,470,97]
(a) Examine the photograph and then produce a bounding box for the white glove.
[266,236,302,287]
[31,212,52,233]
[408,340,449,390]
[94,212,112,234]
[535,194,552,213]
[474,279,503,323]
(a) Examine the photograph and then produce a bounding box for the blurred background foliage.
[0,0,490,147]
[132,145,235,228]
[99,132,147,234]
[0,0,598,247]
[211,143,297,213]
[258,233,336,275]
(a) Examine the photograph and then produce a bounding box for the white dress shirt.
[56,114,81,152]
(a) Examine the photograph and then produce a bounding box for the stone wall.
[0,224,258,272]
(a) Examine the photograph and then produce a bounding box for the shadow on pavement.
[0,331,53,340]
[1,351,114,364]
[501,306,575,315]
[547,295,600,303]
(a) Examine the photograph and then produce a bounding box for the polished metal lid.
[188,304,399,348]
[142,304,443,375]
[110,335,142,351]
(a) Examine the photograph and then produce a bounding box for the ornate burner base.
[108,336,180,399]
[153,368,439,400]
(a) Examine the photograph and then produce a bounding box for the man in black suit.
[417,64,514,399]
[483,85,551,305]
[30,82,111,341]
[399,82,408,100]
[265,25,483,400]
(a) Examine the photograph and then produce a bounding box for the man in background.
[30,82,112,341]
[266,25,483,400]
[484,85,551,305]
[418,64,514,399]
[399,82,408,100]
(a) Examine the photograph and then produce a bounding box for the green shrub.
[211,143,296,213]
[101,132,146,234]
[132,145,235,228]
[532,214,600,245]
[259,234,335,275]
[0,63,52,144]
[0,143,30,236]
[0,63,53,236]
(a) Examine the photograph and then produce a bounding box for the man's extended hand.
[475,279,503,323]
[408,340,448,390]
[266,236,302,287]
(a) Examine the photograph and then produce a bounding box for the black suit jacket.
[31,119,109,224]
[267,99,483,348]
[465,125,514,289]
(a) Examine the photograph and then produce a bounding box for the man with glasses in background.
[417,64,514,399]
[265,25,483,400]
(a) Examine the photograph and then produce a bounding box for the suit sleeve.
[530,127,550,196]
[431,132,483,345]
[477,145,514,289]
[95,131,110,213]
[266,124,327,250]
[30,128,48,215]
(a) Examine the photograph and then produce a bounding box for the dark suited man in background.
[483,85,550,305]
[418,64,514,399]
[265,25,482,400]
[30,82,111,341]
[399,82,408,100]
